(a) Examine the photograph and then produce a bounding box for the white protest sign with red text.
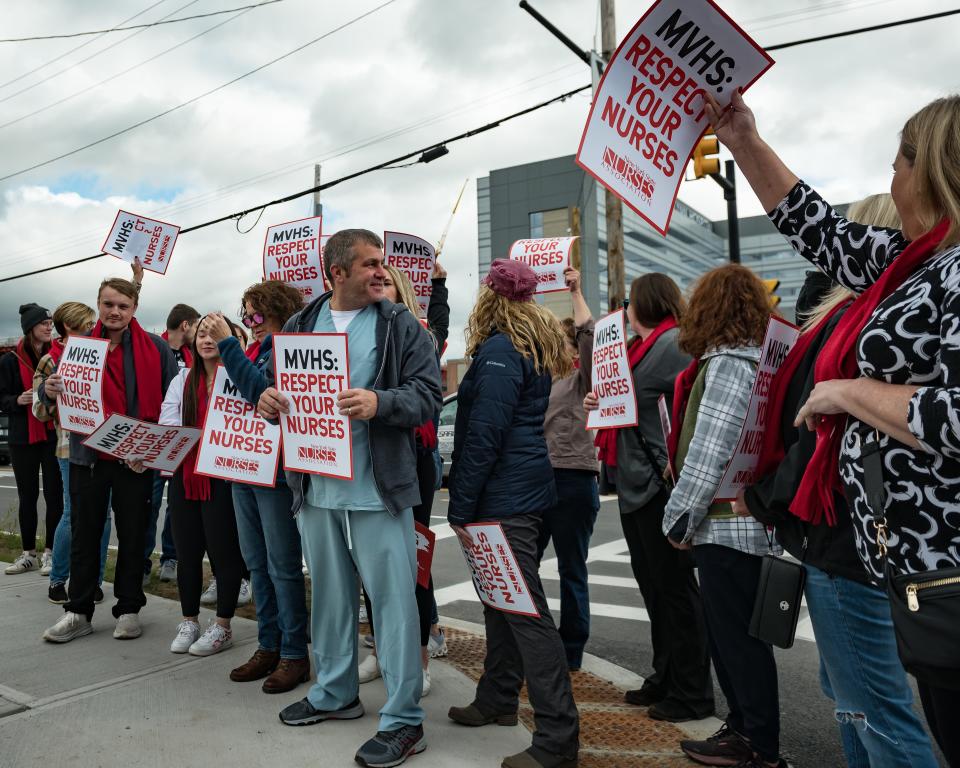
[273,333,352,479]
[586,309,638,430]
[83,414,201,473]
[458,523,539,617]
[56,336,108,435]
[194,366,281,487]
[713,316,800,502]
[657,393,675,483]
[384,231,435,317]
[576,0,773,234]
[263,216,325,302]
[508,237,578,294]
[414,521,436,590]
[101,210,180,274]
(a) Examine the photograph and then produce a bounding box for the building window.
[529,211,544,238]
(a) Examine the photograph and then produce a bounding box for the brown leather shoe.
[230,649,280,682]
[262,657,311,694]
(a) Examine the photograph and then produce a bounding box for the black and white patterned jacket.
[770,182,960,581]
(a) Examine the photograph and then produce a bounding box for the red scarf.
[92,318,163,421]
[245,340,261,362]
[161,330,193,368]
[791,218,951,525]
[594,316,678,467]
[666,358,701,477]
[415,421,438,450]
[182,370,211,501]
[752,300,850,523]
[16,339,52,444]
[49,338,65,365]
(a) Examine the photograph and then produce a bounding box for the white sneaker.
[199,579,217,606]
[39,551,53,576]
[114,613,142,639]
[358,653,381,683]
[236,578,252,606]
[170,620,201,653]
[421,667,431,697]
[42,612,93,643]
[358,603,369,624]
[189,621,233,657]
[5,551,39,575]
[427,628,448,658]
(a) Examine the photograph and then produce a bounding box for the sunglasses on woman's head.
[241,312,265,328]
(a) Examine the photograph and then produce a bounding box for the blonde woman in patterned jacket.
[706,89,960,764]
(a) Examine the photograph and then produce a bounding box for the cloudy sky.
[0,0,956,356]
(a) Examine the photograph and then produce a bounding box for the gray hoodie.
[265,291,443,517]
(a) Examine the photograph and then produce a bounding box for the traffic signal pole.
[712,160,740,263]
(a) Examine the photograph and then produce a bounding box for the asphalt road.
[3,471,944,767]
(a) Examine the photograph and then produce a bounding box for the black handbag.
[862,427,960,687]
[748,542,806,649]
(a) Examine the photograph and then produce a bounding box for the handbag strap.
[860,425,890,557]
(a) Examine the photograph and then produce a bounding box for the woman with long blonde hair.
[447,259,578,768]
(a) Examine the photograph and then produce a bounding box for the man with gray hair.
[258,228,442,767]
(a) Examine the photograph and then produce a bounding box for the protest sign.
[319,234,331,290]
[576,0,774,234]
[263,216,325,301]
[508,237,578,294]
[586,309,638,430]
[194,366,281,487]
[458,523,539,617]
[273,333,352,479]
[713,316,800,502]
[384,231,435,317]
[56,336,108,435]
[414,521,436,590]
[657,393,675,483]
[101,210,180,274]
[83,414,201,473]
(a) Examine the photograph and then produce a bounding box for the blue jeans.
[143,471,176,572]
[803,564,938,768]
[232,481,308,659]
[49,458,110,586]
[535,468,599,668]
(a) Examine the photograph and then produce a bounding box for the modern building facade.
[478,155,830,321]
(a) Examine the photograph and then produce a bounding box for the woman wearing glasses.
[198,280,311,694]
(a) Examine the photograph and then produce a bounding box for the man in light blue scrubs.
[258,229,442,768]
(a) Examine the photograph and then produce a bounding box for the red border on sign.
[81,414,199,472]
[585,308,639,431]
[262,214,324,281]
[272,331,354,481]
[574,0,775,236]
[57,335,110,435]
[463,522,541,618]
[508,237,577,295]
[192,364,282,488]
[100,209,181,275]
[383,230,435,313]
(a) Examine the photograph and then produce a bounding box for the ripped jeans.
[803,564,937,768]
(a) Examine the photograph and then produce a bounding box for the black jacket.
[0,347,55,446]
[744,309,870,585]
[448,332,556,524]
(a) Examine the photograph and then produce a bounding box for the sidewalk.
[0,564,711,767]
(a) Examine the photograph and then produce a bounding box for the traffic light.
[762,278,781,308]
[692,133,720,179]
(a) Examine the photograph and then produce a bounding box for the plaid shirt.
[661,345,779,556]
[32,353,69,459]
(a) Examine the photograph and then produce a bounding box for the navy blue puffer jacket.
[447,332,557,524]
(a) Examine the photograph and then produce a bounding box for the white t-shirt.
[329,308,363,333]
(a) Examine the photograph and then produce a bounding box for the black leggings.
[365,448,437,647]
[917,680,960,766]
[10,440,62,551]
[168,474,244,619]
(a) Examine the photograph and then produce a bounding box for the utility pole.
[313,164,322,219]
[519,0,625,310]
[600,0,624,309]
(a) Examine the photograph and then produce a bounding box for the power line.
[0,0,202,105]
[0,84,590,284]
[766,7,960,50]
[0,3,259,132]
[0,0,283,42]
[0,0,170,90]
[0,0,399,183]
